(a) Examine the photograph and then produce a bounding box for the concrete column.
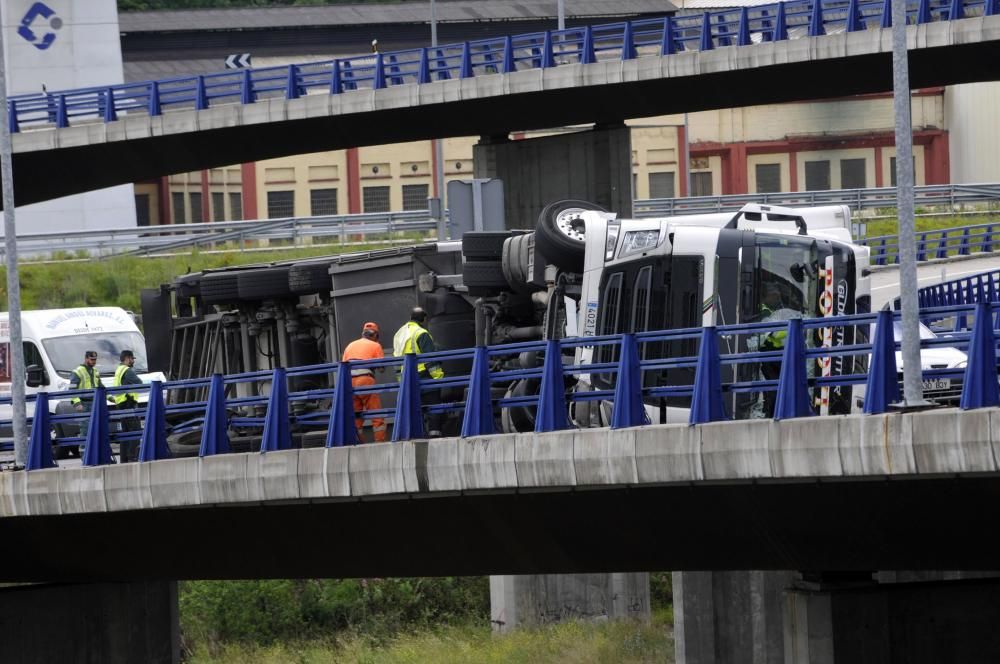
[0,581,179,664]
[473,123,632,229]
[490,573,649,632]
[674,571,795,664]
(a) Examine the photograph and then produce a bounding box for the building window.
[889,157,916,187]
[211,192,225,221]
[189,193,203,224]
[171,192,185,224]
[755,163,781,194]
[648,172,676,199]
[267,191,295,218]
[402,184,429,211]
[691,172,713,197]
[840,159,866,189]
[310,188,338,216]
[805,161,831,191]
[230,193,243,221]
[135,194,151,227]
[363,186,391,213]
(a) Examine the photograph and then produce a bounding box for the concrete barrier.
[325,447,351,497]
[24,468,62,515]
[401,440,428,493]
[770,416,844,478]
[199,454,249,505]
[426,438,461,492]
[458,435,517,491]
[0,471,27,518]
[702,419,773,480]
[104,462,153,512]
[297,448,328,499]
[574,428,640,486]
[349,442,406,496]
[906,408,997,474]
[58,468,108,514]
[839,412,916,476]
[148,457,202,509]
[248,449,301,501]
[635,424,703,484]
[515,431,576,488]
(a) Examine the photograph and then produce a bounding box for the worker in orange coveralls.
[341,322,387,442]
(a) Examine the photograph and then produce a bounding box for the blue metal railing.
[861,221,1000,265]
[8,0,997,133]
[8,299,1000,470]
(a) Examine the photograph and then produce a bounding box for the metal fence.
[8,0,995,133]
[9,301,1000,469]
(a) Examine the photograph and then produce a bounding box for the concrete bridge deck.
[2,406,998,582]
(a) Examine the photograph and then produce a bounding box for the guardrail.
[8,0,996,133]
[0,210,438,258]
[860,220,1000,265]
[634,183,1000,217]
[8,301,1000,470]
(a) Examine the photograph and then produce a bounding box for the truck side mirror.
[25,364,48,388]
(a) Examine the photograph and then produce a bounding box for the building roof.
[119,0,678,33]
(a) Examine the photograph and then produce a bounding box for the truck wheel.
[462,231,516,261]
[288,262,334,295]
[201,272,242,304]
[237,266,292,301]
[534,200,606,272]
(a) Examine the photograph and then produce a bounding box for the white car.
[893,320,967,405]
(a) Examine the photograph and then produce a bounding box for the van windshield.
[42,332,148,377]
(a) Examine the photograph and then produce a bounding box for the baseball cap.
[84,350,98,359]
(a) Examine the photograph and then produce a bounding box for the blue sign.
[18,2,62,51]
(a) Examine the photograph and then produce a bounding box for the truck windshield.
[752,234,819,321]
[42,332,148,377]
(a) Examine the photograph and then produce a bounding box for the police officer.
[69,350,102,451]
[393,307,445,436]
[112,350,143,461]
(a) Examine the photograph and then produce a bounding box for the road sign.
[225,53,252,69]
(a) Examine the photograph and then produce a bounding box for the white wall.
[1,0,136,234]
[945,82,1000,185]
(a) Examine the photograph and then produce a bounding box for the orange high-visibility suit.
[342,336,386,442]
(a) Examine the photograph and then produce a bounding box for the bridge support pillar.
[489,572,649,632]
[0,580,179,663]
[473,123,632,228]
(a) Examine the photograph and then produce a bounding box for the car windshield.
[891,321,937,341]
[42,332,147,377]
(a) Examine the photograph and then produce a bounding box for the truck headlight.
[605,221,621,261]
[619,230,660,257]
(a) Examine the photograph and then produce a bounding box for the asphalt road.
[870,253,1000,310]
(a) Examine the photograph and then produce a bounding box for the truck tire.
[237,267,292,301]
[462,231,515,261]
[501,233,541,293]
[201,272,242,304]
[462,261,508,295]
[288,262,334,295]
[534,199,606,272]
[175,273,201,299]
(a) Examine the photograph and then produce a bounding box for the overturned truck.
[141,200,871,438]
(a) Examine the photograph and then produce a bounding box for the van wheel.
[534,200,605,272]
[201,273,242,304]
[237,267,292,301]
[288,262,334,295]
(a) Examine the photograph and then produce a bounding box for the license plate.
[922,378,951,391]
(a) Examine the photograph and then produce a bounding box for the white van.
[0,307,166,454]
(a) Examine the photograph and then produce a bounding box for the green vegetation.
[858,211,1000,262]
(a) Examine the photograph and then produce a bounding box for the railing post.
[948,0,964,20]
[737,7,752,46]
[582,25,598,63]
[960,302,1000,409]
[260,367,292,452]
[194,76,208,111]
[330,60,343,94]
[535,339,571,432]
[199,373,231,456]
[55,94,68,128]
[881,0,893,27]
[988,0,1000,16]
[139,381,171,462]
[326,362,359,447]
[916,232,928,262]
[460,42,474,78]
[373,54,386,89]
[774,318,815,420]
[809,0,826,36]
[418,48,431,83]
[660,16,676,55]
[699,13,715,51]
[502,37,515,73]
[461,346,495,437]
[864,309,900,414]
[285,64,302,99]
[982,225,994,253]
[103,87,118,122]
[8,99,18,134]
[846,0,866,31]
[611,334,650,429]
[689,326,729,424]
[240,69,256,104]
[26,392,56,471]
[936,232,949,259]
[621,22,637,60]
[82,386,113,466]
[774,2,789,40]
[917,0,933,23]
[541,32,555,68]
[958,226,971,255]
[393,353,425,441]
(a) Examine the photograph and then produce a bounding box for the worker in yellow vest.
[70,350,102,410]
[112,350,143,461]
[393,307,445,436]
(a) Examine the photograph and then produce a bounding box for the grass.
[859,210,1000,263]
[183,613,674,664]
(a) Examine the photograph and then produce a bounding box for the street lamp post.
[431,0,445,228]
[890,0,927,406]
[0,25,29,466]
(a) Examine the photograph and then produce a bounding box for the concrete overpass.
[8,14,1000,208]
